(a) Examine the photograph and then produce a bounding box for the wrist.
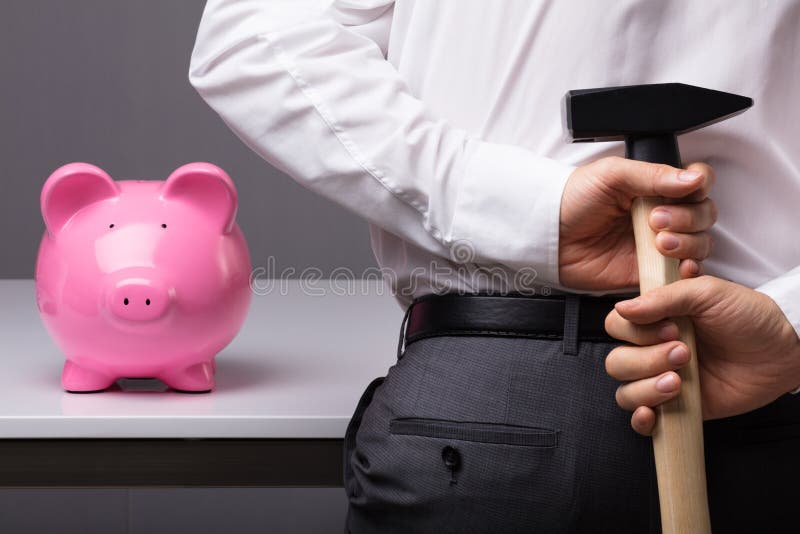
[781,311,800,394]
[789,340,800,394]
[757,289,800,395]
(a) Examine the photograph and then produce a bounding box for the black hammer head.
[563,83,753,143]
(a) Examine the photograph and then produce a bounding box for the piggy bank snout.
[108,278,172,321]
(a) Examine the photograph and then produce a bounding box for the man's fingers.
[655,231,713,260]
[605,341,690,381]
[649,197,716,260]
[649,198,717,233]
[631,406,656,436]
[679,259,703,279]
[615,371,682,412]
[602,157,714,200]
[614,276,717,324]
[681,162,716,202]
[605,310,679,344]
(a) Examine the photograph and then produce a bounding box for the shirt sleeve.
[756,265,800,338]
[756,267,800,393]
[188,0,575,284]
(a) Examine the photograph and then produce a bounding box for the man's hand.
[559,156,717,289]
[605,275,800,435]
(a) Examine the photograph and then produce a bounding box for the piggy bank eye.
[109,224,115,229]
[161,223,167,229]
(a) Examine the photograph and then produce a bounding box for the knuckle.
[650,163,673,187]
[692,233,707,253]
[691,234,712,259]
[632,414,649,434]
[689,233,711,259]
[643,351,660,375]
[615,385,629,409]
[596,156,621,175]
[707,199,718,223]
[704,163,717,186]
[690,161,715,184]
[682,207,697,228]
[604,351,617,375]
[696,273,713,285]
[596,157,625,185]
[631,415,640,431]
[691,274,716,300]
[657,162,675,176]
[604,310,619,335]
[608,347,639,379]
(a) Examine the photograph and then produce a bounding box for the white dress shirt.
[188,0,800,336]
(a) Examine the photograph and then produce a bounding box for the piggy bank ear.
[41,163,120,235]
[161,163,238,233]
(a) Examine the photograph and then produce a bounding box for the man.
[189,1,800,531]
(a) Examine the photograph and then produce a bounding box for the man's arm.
[189,0,717,291]
[189,0,574,283]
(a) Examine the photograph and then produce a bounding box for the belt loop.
[396,300,414,361]
[562,294,580,355]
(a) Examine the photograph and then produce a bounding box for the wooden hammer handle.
[631,197,711,534]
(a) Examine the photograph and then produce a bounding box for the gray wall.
[0,2,365,531]
[0,0,376,278]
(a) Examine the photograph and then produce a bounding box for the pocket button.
[441,445,461,470]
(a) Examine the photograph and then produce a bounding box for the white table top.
[0,279,402,438]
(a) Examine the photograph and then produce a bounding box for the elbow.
[187,32,266,95]
[187,0,323,92]
[187,53,209,96]
[187,24,213,94]
[187,27,223,95]
[186,39,229,97]
[187,53,202,93]
[187,3,218,94]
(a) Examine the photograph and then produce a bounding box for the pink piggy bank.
[35,162,252,393]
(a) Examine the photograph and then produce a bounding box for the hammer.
[562,83,752,533]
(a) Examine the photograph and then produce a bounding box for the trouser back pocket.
[343,376,386,498]
[389,417,558,447]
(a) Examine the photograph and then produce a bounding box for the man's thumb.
[606,157,708,199]
[615,277,713,324]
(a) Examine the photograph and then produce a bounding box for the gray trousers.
[343,334,800,533]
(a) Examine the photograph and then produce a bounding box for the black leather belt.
[402,293,630,349]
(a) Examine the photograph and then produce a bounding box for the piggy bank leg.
[160,361,215,393]
[62,360,116,392]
